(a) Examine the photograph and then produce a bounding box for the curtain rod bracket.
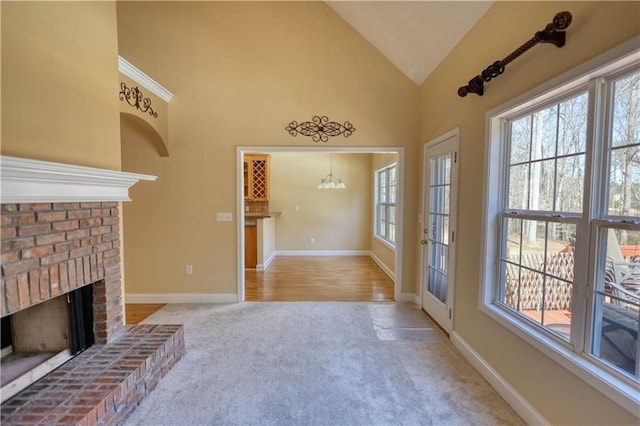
[458,11,572,98]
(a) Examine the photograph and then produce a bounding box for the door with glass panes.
[421,132,459,333]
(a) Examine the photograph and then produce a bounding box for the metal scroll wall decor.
[286,115,356,143]
[458,11,572,97]
[119,82,158,118]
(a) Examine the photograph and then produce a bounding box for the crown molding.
[118,56,174,102]
[0,156,157,203]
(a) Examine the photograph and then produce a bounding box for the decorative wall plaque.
[119,82,158,118]
[286,115,355,143]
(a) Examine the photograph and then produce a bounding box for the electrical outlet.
[216,212,233,221]
[186,265,193,275]
[310,237,315,244]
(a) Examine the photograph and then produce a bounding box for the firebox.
[0,284,95,402]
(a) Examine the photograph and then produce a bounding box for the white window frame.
[479,37,640,415]
[374,162,397,248]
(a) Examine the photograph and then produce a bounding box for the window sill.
[479,303,640,416]
[373,235,396,251]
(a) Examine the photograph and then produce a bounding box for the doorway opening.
[236,146,405,303]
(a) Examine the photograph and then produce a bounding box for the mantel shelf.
[0,156,157,203]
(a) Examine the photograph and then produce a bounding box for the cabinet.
[243,154,270,201]
[245,224,257,268]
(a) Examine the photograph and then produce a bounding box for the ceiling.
[326,1,495,86]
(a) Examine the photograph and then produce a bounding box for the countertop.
[244,211,281,219]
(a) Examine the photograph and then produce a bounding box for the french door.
[421,131,459,333]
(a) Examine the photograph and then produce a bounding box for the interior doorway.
[236,146,405,303]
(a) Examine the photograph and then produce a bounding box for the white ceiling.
[327,1,495,86]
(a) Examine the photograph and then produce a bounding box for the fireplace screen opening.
[0,284,94,402]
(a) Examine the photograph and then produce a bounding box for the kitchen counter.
[245,211,281,219]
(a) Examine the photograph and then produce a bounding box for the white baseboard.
[257,251,277,271]
[125,293,238,304]
[369,251,396,282]
[450,331,548,425]
[276,250,370,256]
[399,293,419,304]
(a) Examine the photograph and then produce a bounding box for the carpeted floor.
[124,302,524,426]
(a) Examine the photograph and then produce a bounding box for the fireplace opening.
[0,284,95,402]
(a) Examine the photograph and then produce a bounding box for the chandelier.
[317,155,346,190]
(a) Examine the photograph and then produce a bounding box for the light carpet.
[124,302,524,425]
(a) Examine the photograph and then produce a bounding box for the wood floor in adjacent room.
[245,255,395,302]
[126,256,394,323]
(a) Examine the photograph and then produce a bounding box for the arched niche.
[120,112,169,157]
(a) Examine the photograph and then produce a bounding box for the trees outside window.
[482,47,639,406]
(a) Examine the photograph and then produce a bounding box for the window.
[375,163,397,246]
[482,42,640,411]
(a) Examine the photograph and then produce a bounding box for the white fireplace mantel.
[0,156,157,203]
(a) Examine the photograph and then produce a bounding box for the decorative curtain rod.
[457,11,572,97]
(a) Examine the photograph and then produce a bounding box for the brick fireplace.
[0,156,185,425]
[1,201,124,343]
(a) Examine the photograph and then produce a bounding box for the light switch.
[216,212,233,221]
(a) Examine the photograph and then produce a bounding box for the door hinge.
[449,309,452,319]
[451,231,455,242]
[454,151,457,163]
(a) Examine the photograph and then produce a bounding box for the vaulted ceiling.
[327,1,495,86]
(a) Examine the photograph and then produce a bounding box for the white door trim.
[236,146,405,303]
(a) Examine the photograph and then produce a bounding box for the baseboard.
[369,252,396,282]
[125,293,238,304]
[399,293,419,304]
[257,251,277,271]
[450,331,548,425]
[276,250,370,256]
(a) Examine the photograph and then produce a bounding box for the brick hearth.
[1,324,184,425]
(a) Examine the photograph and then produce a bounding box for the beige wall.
[1,1,121,170]
[419,2,640,424]
[119,2,419,296]
[270,152,371,251]
[370,153,398,275]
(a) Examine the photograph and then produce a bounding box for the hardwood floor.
[245,256,394,302]
[125,304,166,324]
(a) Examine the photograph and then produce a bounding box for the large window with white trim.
[482,45,639,405]
[375,163,397,246]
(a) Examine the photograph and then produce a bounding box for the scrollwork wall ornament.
[286,115,356,143]
[119,82,158,118]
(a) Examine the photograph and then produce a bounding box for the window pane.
[591,227,640,379]
[501,219,574,341]
[388,205,396,225]
[505,217,523,264]
[608,145,640,217]
[430,186,444,213]
[540,105,558,159]
[510,116,531,164]
[430,158,440,185]
[611,71,640,149]
[528,159,554,212]
[556,155,585,213]
[558,92,588,155]
[508,163,529,210]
